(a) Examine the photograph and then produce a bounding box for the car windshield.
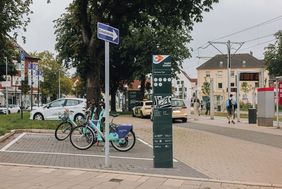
[172,100,185,107]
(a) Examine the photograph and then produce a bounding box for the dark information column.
[152,55,172,168]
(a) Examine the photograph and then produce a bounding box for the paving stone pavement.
[1,115,282,188]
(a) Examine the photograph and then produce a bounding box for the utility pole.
[208,41,244,99]
[5,57,9,115]
[210,78,214,120]
[30,62,33,111]
[37,69,40,107]
[58,70,61,99]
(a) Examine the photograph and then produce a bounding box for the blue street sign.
[20,52,25,61]
[97,22,119,45]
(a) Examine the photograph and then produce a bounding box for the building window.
[217,71,223,78]
[231,82,235,87]
[231,71,235,77]
[177,80,180,85]
[185,87,187,91]
[218,83,223,89]
[205,71,210,78]
[255,82,259,88]
[179,88,182,92]
[181,80,184,85]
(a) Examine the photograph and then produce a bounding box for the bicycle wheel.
[70,125,95,150]
[111,130,136,152]
[55,122,73,141]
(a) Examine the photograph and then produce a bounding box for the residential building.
[197,53,269,111]
[0,45,41,108]
[172,70,197,101]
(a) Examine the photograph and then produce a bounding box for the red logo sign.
[279,82,282,106]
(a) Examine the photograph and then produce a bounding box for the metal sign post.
[97,22,119,167]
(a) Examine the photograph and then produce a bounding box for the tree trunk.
[140,74,146,100]
[110,83,118,112]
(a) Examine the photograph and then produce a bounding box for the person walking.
[194,98,200,120]
[226,94,237,124]
[205,99,210,115]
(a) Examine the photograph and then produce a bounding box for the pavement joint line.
[0,132,26,152]
[0,162,281,188]
[1,149,157,162]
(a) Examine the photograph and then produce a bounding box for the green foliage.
[54,0,219,104]
[30,51,73,101]
[0,112,60,136]
[0,0,33,77]
[201,81,210,96]
[239,102,253,111]
[241,82,251,94]
[264,31,282,76]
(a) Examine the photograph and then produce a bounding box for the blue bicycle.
[69,107,136,152]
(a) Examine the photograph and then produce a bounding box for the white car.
[30,98,86,121]
[0,105,21,114]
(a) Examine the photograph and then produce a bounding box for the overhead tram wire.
[241,38,276,51]
[211,15,282,41]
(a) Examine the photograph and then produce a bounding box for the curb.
[0,163,281,188]
[0,129,54,143]
[0,130,16,143]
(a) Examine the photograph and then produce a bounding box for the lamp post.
[5,57,8,115]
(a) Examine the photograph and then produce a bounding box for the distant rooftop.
[197,53,264,70]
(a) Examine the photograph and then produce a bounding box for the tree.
[54,0,218,107]
[201,80,210,96]
[0,0,33,79]
[30,51,73,102]
[264,31,282,76]
[241,82,251,95]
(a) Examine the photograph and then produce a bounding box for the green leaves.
[264,31,282,77]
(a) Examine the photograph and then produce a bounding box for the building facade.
[0,46,41,108]
[197,53,269,111]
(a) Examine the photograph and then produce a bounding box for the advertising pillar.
[152,55,173,168]
[257,87,274,127]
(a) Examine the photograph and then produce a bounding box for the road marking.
[2,150,156,161]
[137,138,178,163]
[137,138,153,148]
[0,133,26,152]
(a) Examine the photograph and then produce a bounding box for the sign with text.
[152,55,172,168]
[97,22,119,45]
[279,82,282,106]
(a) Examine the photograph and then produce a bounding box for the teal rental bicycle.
[55,108,83,141]
[69,107,136,152]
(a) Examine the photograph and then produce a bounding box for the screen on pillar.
[239,73,259,81]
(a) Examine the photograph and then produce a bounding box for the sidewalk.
[1,115,282,188]
[188,114,282,136]
[0,163,281,189]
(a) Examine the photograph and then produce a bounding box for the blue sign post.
[97,22,119,168]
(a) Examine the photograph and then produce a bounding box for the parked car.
[0,105,21,114]
[131,101,141,117]
[133,100,153,118]
[30,98,86,121]
[150,98,187,123]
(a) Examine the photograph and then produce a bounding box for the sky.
[18,0,282,78]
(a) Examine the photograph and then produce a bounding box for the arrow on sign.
[98,28,118,41]
[97,22,119,45]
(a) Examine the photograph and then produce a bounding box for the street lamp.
[5,57,8,115]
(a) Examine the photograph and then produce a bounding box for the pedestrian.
[205,99,210,115]
[226,94,237,124]
[194,98,200,120]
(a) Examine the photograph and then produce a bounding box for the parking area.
[0,132,207,178]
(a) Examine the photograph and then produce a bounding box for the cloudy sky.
[18,0,282,77]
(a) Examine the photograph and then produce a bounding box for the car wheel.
[182,118,187,123]
[17,110,20,113]
[74,113,85,123]
[132,110,136,117]
[34,113,44,120]
[8,110,11,114]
